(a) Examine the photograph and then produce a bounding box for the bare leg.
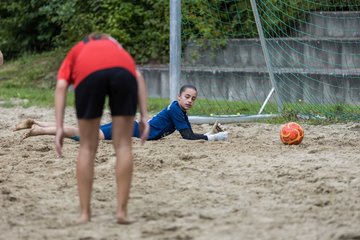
[112,116,136,224]
[76,118,101,224]
[22,125,78,140]
[21,125,104,141]
[14,119,58,131]
[32,120,57,128]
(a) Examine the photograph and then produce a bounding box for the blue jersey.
[140,101,191,140]
[98,101,192,141]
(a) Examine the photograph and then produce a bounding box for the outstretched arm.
[14,118,105,141]
[179,128,208,140]
[179,122,228,141]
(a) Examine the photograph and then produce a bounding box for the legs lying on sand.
[21,125,80,141]
[14,119,60,132]
[14,119,105,141]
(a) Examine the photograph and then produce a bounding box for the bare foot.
[13,119,34,131]
[116,214,136,225]
[21,125,40,141]
[74,215,90,225]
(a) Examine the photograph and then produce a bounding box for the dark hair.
[89,32,109,40]
[83,33,110,43]
[179,84,197,94]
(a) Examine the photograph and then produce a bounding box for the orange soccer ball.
[280,122,304,145]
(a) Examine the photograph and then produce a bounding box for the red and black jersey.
[57,36,136,88]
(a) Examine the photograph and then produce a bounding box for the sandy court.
[1,106,360,240]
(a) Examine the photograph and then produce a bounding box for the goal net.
[177,0,360,122]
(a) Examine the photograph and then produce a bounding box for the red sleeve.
[57,42,83,85]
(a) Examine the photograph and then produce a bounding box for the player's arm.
[135,69,149,144]
[54,79,69,157]
[54,43,82,156]
[179,128,208,140]
[179,128,228,141]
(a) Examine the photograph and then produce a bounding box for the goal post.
[169,0,181,103]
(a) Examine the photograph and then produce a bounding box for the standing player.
[15,85,228,141]
[55,33,149,225]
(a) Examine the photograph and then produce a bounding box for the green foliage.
[182,0,256,40]
[0,0,170,64]
[0,0,65,58]
[2,0,360,63]
[89,0,170,63]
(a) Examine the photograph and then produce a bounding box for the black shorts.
[75,67,138,119]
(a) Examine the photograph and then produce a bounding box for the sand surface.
[1,106,360,240]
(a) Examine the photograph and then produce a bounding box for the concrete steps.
[183,38,360,71]
[297,11,360,38]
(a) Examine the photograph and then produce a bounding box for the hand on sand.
[13,118,34,131]
[207,131,229,141]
